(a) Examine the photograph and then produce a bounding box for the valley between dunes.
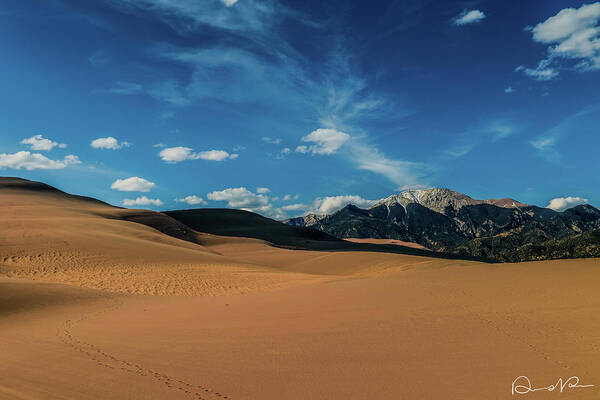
[1,179,600,399]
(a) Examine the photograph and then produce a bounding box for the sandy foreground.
[1,185,600,399]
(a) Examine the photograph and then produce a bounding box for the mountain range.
[284,188,600,262]
[4,178,597,263]
[0,177,481,262]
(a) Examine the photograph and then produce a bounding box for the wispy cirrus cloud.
[299,47,427,188]
[515,61,558,81]
[293,126,427,187]
[349,141,426,187]
[147,80,190,105]
[530,103,600,161]
[103,0,426,189]
[445,120,519,159]
[262,137,281,145]
[453,10,486,26]
[151,45,309,105]
[97,80,190,105]
[102,0,315,107]
[101,81,144,95]
[88,49,111,67]
[106,0,282,35]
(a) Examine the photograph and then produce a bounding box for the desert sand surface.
[345,237,431,251]
[2,178,600,399]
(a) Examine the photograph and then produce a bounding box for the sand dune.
[0,180,322,296]
[164,208,463,259]
[3,258,600,399]
[345,237,431,251]
[0,178,450,295]
[1,178,600,399]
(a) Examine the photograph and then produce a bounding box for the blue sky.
[1,0,599,218]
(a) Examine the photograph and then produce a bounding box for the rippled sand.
[1,183,600,399]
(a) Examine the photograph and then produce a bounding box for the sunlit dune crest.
[1,178,599,400]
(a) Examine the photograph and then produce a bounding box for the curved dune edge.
[4,179,600,399]
[0,182,464,296]
[345,237,432,251]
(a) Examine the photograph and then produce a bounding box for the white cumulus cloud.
[20,134,66,151]
[453,10,486,26]
[175,195,207,205]
[159,146,193,162]
[207,187,269,209]
[207,187,285,219]
[281,195,378,216]
[220,0,238,7]
[123,196,163,207]
[311,195,376,215]
[159,146,237,162]
[200,150,237,161]
[256,187,270,194]
[282,194,299,201]
[262,137,281,145]
[520,3,600,79]
[296,128,350,155]
[0,151,80,170]
[110,177,155,192]
[91,137,132,150]
[515,61,559,81]
[281,203,308,211]
[547,196,589,211]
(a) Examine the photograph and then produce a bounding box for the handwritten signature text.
[512,375,594,395]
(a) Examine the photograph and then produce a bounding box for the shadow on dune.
[0,280,105,317]
[0,177,490,263]
[164,208,493,262]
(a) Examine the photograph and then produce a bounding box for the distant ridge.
[164,208,486,261]
[285,188,530,229]
[165,208,339,246]
[486,198,530,208]
[0,177,215,248]
[370,188,530,214]
[0,176,112,206]
[5,178,596,262]
[283,188,600,262]
[0,177,486,262]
